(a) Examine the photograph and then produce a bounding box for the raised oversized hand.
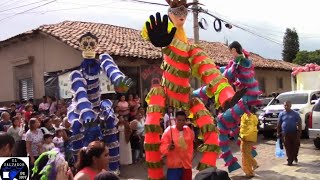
[114,76,133,93]
[146,12,177,47]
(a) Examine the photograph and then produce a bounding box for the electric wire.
[0,0,52,13]
[200,9,283,45]
[0,0,318,41]
[0,0,57,22]
[0,0,23,10]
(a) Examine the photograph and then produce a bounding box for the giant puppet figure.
[141,1,246,179]
[67,32,132,174]
[194,41,261,172]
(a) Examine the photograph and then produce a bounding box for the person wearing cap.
[239,106,259,177]
[160,111,194,180]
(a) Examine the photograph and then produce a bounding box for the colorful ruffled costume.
[31,148,66,180]
[141,14,237,180]
[194,54,261,172]
[67,32,132,174]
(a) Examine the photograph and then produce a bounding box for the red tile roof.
[1,21,299,70]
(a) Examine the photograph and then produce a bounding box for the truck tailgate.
[309,128,320,139]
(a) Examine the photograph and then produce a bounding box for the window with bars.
[276,77,283,89]
[258,77,266,93]
[19,78,33,100]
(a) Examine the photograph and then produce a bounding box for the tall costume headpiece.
[165,0,199,17]
[79,32,98,59]
[165,0,198,8]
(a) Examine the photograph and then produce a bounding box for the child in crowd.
[134,94,141,108]
[129,106,137,121]
[130,120,141,163]
[52,117,62,130]
[41,134,55,153]
[53,128,65,154]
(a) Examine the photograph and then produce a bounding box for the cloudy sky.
[0,0,319,59]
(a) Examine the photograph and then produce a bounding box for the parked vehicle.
[256,97,274,116]
[258,90,320,138]
[308,99,320,149]
[0,107,8,117]
[258,68,320,138]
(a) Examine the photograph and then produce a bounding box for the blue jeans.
[132,149,140,163]
[167,168,183,180]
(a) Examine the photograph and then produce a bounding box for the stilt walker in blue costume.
[67,32,132,175]
[193,41,261,172]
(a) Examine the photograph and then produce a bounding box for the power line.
[0,0,165,15]
[0,0,51,13]
[0,0,318,41]
[0,0,23,10]
[199,9,283,45]
[0,0,57,22]
[58,0,168,7]
[0,0,12,7]
[118,0,168,6]
[202,7,320,37]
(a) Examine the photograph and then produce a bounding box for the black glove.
[146,12,177,47]
[222,88,247,112]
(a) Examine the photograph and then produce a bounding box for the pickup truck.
[258,90,320,138]
[308,99,320,149]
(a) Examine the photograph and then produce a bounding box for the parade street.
[120,135,320,180]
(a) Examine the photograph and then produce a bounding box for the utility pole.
[193,0,200,44]
[193,0,200,88]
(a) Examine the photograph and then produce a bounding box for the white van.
[258,90,320,138]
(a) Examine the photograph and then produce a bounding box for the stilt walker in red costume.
[141,1,246,179]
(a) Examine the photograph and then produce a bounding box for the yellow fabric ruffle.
[161,78,190,94]
[197,144,221,153]
[145,87,165,105]
[146,105,165,114]
[145,124,163,134]
[197,162,215,171]
[199,124,218,136]
[146,161,163,169]
[160,61,190,78]
[193,110,212,120]
[167,97,190,110]
[144,143,161,151]
[213,82,232,109]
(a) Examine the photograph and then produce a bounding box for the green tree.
[293,50,320,65]
[282,28,300,62]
